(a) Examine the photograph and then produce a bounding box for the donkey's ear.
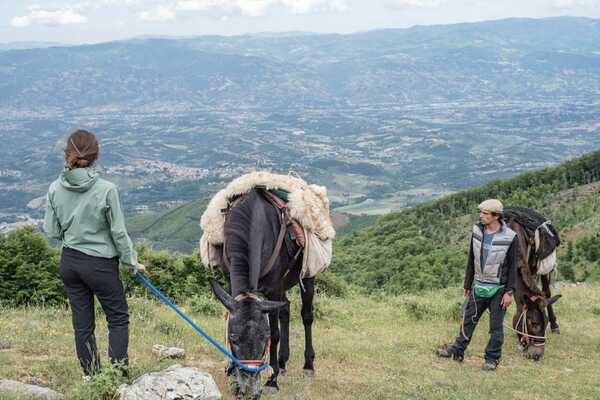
[533,297,547,310]
[546,295,562,306]
[209,278,236,311]
[258,300,287,313]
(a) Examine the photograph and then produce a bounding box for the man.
[436,199,517,371]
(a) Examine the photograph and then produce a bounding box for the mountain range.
[1,16,599,223]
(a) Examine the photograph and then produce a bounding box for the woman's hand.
[137,263,147,274]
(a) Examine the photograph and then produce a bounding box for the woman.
[43,129,146,378]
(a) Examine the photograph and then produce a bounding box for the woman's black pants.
[59,247,129,376]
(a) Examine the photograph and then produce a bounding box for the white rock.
[152,344,185,359]
[117,364,221,400]
[0,338,12,350]
[0,379,60,400]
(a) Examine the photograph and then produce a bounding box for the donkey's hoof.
[551,327,561,334]
[303,369,315,378]
[279,368,287,376]
[262,385,279,396]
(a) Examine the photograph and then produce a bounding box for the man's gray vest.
[472,222,516,285]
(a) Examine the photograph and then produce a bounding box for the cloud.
[173,0,348,17]
[552,0,596,9]
[10,7,88,28]
[139,5,177,22]
[10,16,32,28]
[386,0,447,8]
[19,0,349,25]
[175,0,223,11]
[100,0,146,5]
[281,0,349,14]
[236,1,274,17]
[174,0,274,17]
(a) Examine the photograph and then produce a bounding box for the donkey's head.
[516,294,561,361]
[210,278,285,398]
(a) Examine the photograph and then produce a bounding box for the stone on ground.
[152,344,185,359]
[117,364,221,400]
[0,379,60,400]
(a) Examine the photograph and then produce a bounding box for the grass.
[333,188,452,216]
[335,214,379,238]
[1,285,600,400]
[126,199,207,253]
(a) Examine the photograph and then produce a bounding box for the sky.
[1,0,600,44]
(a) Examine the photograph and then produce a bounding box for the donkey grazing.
[505,208,561,361]
[210,188,317,399]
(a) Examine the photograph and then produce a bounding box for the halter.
[225,293,272,373]
[504,295,547,347]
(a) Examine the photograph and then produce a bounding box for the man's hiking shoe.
[482,361,498,371]
[435,344,463,362]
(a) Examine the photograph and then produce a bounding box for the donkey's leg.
[541,274,560,333]
[278,295,291,374]
[300,277,316,377]
[264,310,281,394]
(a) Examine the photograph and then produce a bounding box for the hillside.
[331,150,600,293]
[126,201,376,253]
[125,150,600,290]
[1,285,599,399]
[126,199,208,253]
[123,149,600,287]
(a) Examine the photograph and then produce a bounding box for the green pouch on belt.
[473,281,503,298]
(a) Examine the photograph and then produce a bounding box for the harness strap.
[259,214,286,279]
[221,190,294,279]
[262,190,306,247]
[260,191,290,279]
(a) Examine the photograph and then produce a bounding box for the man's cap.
[478,199,503,214]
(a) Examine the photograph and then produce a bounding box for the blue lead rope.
[135,272,268,373]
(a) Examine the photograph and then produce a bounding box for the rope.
[503,307,547,346]
[135,272,269,373]
[460,290,478,341]
[504,323,547,345]
[461,292,546,346]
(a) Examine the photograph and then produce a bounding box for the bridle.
[506,295,547,347]
[224,293,272,372]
